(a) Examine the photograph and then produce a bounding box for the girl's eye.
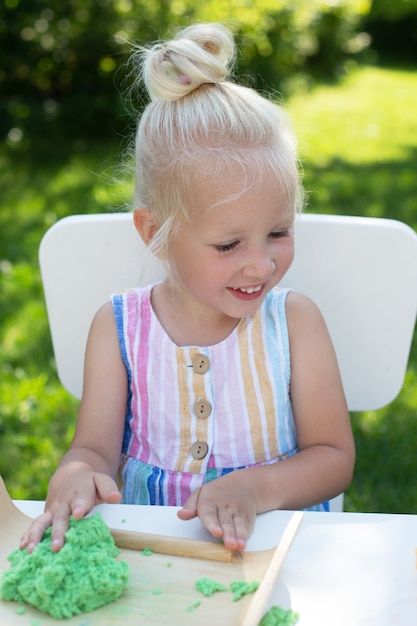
[270,229,291,239]
[214,240,240,253]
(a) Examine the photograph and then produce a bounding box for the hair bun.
[143,23,236,101]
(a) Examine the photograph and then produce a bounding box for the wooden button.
[190,441,209,460]
[193,399,212,419]
[191,354,210,374]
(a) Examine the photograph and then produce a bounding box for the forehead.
[187,158,292,209]
[188,164,295,223]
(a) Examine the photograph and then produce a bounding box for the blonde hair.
[131,23,303,257]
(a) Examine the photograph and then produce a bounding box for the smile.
[232,285,262,296]
[231,285,262,294]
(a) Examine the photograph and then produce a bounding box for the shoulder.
[265,287,320,320]
[83,301,125,373]
[284,291,329,339]
[90,301,118,337]
[285,290,323,317]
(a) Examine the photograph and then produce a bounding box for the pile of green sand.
[0,513,129,619]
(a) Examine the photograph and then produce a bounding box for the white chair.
[39,213,417,512]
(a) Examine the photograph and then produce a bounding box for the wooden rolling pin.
[110,527,241,562]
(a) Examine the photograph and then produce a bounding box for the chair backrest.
[39,212,417,513]
[39,212,417,411]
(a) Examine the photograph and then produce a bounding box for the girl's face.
[166,167,295,322]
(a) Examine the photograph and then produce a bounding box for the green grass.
[0,141,132,498]
[286,66,417,512]
[290,67,417,165]
[1,65,417,511]
[287,66,417,230]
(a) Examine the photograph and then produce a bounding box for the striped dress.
[112,284,328,511]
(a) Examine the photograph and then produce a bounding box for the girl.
[21,23,355,553]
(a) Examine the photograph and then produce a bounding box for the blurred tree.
[1,0,130,142]
[1,0,372,145]
[363,0,417,64]
[367,0,417,19]
[192,0,372,88]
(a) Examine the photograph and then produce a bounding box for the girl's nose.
[242,249,276,278]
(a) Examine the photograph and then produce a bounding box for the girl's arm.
[179,291,355,549]
[20,302,128,552]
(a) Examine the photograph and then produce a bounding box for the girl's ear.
[133,208,158,246]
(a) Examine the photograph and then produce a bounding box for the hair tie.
[178,75,192,85]
[161,59,192,86]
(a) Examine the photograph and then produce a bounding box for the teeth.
[233,285,262,294]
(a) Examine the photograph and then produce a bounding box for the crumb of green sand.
[230,580,260,601]
[152,588,163,595]
[185,600,201,612]
[15,605,26,615]
[195,577,228,597]
[141,547,154,556]
[166,561,173,567]
[121,518,127,523]
[259,605,299,625]
[195,577,259,601]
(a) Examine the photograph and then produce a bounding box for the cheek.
[198,259,235,291]
[279,239,295,266]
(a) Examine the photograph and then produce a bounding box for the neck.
[150,281,240,347]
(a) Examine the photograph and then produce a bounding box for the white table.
[15,501,417,626]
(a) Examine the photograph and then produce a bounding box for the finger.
[216,515,242,550]
[69,495,94,520]
[221,516,250,551]
[50,509,72,552]
[93,474,122,505]
[177,489,199,521]
[20,511,53,552]
[193,497,224,538]
[66,479,104,519]
[47,488,95,551]
[177,507,198,521]
[217,507,254,551]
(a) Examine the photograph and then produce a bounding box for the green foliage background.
[1,0,373,143]
[288,66,417,512]
[1,1,417,510]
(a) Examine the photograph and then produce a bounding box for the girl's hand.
[177,472,257,551]
[19,464,121,553]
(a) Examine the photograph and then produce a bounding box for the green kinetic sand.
[259,605,299,625]
[195,577,227,597]
[0,513,129,619]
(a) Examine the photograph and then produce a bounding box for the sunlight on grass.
[288,67,417,165]
[285,66,417,229]
[47,152,133,211]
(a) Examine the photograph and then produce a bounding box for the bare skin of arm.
[178,292,356,550]
[20,303,127,552]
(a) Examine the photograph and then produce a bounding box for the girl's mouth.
[228,284,264,300]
